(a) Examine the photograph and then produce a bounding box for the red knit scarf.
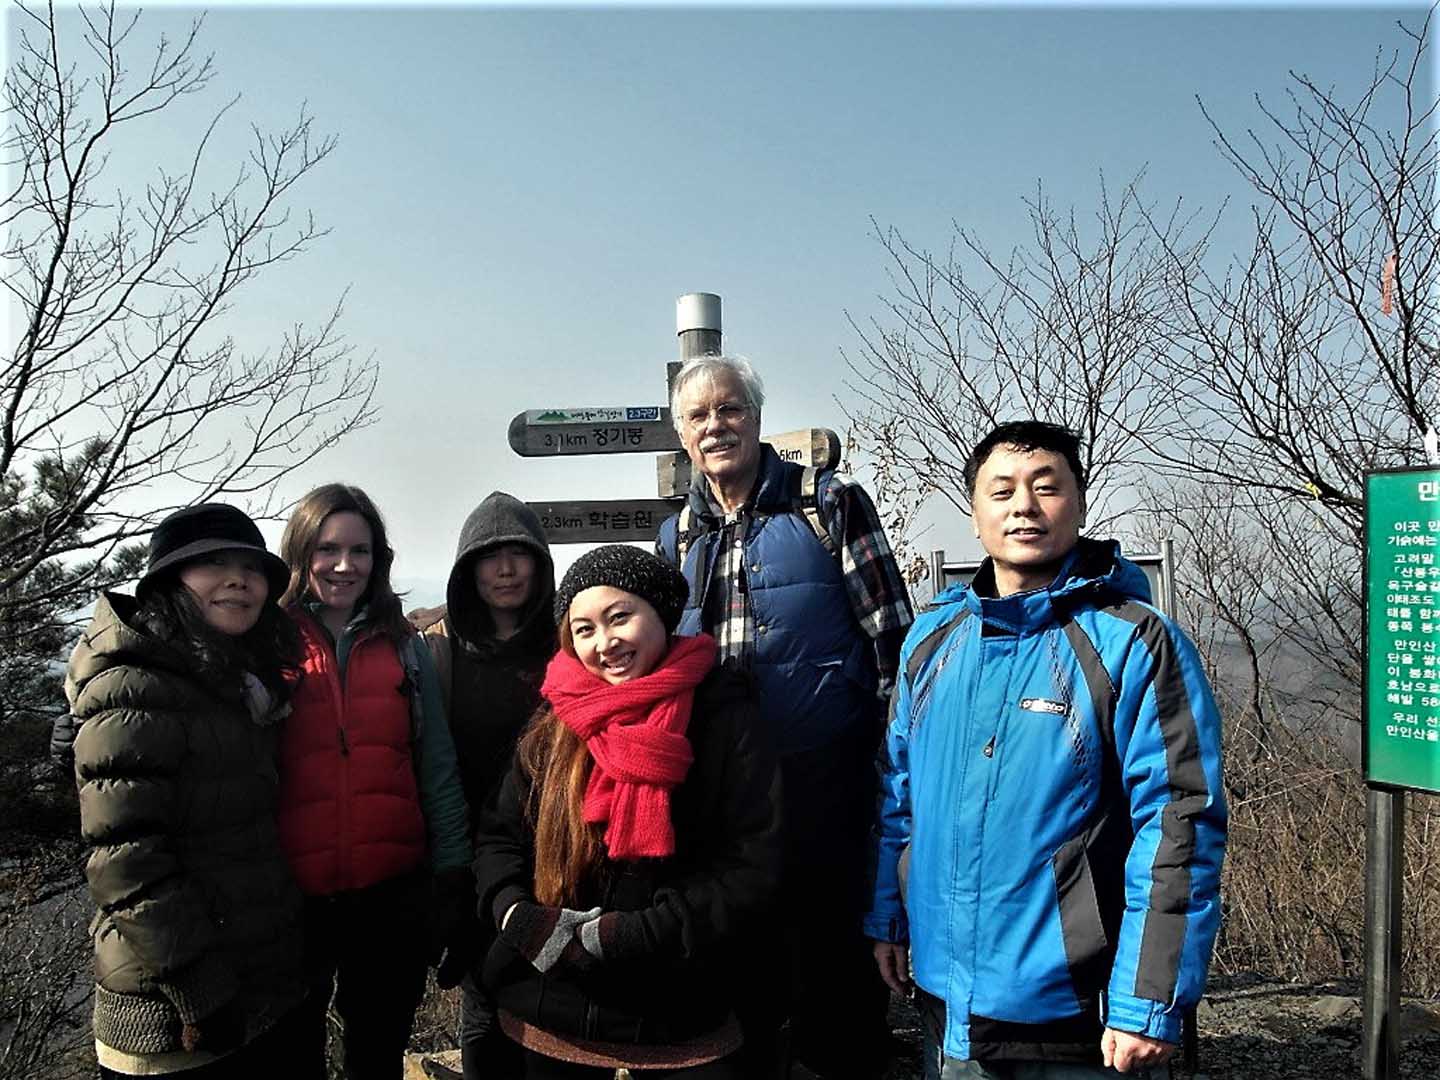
[541,633,717,859]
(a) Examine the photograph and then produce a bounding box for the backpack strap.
[423,623,454,721]
[669,502,713,569]
[676,503,696,566]
[674,503,717,613]
[399,633,427,749]
[789,465,837,558]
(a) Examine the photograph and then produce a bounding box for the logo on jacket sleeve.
[1019,697,1067,716]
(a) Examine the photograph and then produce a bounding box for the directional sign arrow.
[528,499,680,544]
[508,408,680,457]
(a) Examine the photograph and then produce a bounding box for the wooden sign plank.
[528,499,680,544]
[509,407,681,457]
[656,428,843,497]
[770,427,842,469]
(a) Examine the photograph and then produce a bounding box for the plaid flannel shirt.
[692,472,913,695]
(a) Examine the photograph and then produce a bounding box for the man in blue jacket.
[866,421,1226,1078]
[657,355,914,1078]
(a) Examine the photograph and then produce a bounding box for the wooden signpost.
[510,293,841,545]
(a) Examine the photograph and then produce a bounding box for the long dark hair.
[136,568,301,699]
[278,483,411,642]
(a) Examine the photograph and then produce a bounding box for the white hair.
[669,355,765,434]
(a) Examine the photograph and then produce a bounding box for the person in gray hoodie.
[420,491,556,1080]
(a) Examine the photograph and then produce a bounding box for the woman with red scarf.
[473,545,781,1078]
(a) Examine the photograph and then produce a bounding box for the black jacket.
[474,666,781,1046]
[426,491,557,815]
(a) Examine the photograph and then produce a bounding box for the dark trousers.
[747,728,892,1080]
[300,872,431,1080]
[460,971,523,1080]
[98,1004,315,1079]
[521,1049,744,1078]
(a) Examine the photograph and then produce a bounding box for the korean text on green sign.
[1365,467,1440,794]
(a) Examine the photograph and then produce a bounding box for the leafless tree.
[0,854,91,1080]
[1131,483,1358,763]
[1,4,374,1072]
[1148,11,1439,532]
[841,175,1205,532]
[1,0,376,650]
[1127,10,1440,700]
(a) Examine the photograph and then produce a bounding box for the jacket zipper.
[961,634,1002,1048]
[333,634,352,890]
[910,639,959,732]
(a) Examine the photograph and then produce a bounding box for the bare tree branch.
[1,0,376,629]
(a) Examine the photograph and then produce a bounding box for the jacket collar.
[958,537,1150,632]
[686,443,791,522]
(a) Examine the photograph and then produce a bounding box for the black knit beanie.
[554,544,689,634]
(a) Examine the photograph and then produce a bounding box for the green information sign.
[1365,467,1440,794]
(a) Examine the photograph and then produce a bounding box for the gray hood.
[445,491,555,652]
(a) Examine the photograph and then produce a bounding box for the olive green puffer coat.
[67,593,305,1055]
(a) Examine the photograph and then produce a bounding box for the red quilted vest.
[278,612,427,895]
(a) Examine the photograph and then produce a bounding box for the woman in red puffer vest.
[276,484,471,1080]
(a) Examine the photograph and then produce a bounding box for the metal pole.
[1159,536,1178,622]
[930,549,946,599]
[664,294,722,497]
[1363,786,1404,1079]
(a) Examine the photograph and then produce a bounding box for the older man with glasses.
[657,355,914,1080]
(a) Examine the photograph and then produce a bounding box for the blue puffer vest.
[657,445,877,755]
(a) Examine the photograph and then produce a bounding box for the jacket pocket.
[482,937,600,1039]
[809,655,877,722]
[1050,834,1111,997]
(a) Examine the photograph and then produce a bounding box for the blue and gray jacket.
[865,538,1226,1061]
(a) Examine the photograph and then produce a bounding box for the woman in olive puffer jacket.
[68,505,314,1079]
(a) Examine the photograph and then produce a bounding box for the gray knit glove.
[501,902,603,974]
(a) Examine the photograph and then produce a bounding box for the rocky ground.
[1167,973,1440,1079]
[407,974,1440,1079]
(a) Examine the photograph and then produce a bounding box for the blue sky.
[14,1,1431,603]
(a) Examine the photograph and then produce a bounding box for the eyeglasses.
[680,402,752,432]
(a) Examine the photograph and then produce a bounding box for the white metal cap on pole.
[676,292,721,334]
[675,292,722,368]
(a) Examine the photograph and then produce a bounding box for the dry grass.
[1214,711,1440,995]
